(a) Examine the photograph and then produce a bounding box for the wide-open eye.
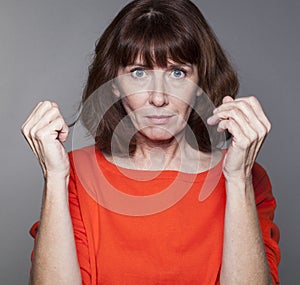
[170,69,186,79]
[131,68,147,78]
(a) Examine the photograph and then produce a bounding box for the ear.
[112,80,121,98]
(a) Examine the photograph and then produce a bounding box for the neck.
[105,131,221,173]
[131,132,197,171]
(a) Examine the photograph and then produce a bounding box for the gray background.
[0,0,299,284]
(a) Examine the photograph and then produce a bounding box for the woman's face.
[114,59,200,142]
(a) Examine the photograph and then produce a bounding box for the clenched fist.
[21,101,70,179]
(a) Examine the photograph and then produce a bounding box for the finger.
[210,98,271,136]
[30,106,62,132]
[210,107,268,143]
[22,101,53,131]
[33,119,67,176]
[22,101,62,139]
[21,101,43,129]
[217,116,258,142]
[214,97,271,132]
[217,119,253,150]
[26,103,66,146]
[22,102,65,164]
[23,129,40,161]
[57,119,69,142]
[216,111,258,142]
[241,96,271,132]
[41,108,69,142]
[26,106,61,154]
[222,95,234,104]
[35,117,69,144]
[21,101,55,153]
[33,117,68,168]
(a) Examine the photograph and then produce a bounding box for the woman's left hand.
[207,96,271,182]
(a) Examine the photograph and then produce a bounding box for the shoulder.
[68,145,106,183]
[68,145,105,168]
[68,145,97,160]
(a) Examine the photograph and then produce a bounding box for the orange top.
[30,146,280,284]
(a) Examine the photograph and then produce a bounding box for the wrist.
[45,169,70,180]
[44,173,69,193]
[225,176,255,205]
[224,170,252,186]
[225,176,252,187]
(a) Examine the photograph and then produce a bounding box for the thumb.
[222,96,234,104]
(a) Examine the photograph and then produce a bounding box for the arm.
[29,177,82,285]
[207,96,278,284]
[22,101,82,285]
[221,178,272,285]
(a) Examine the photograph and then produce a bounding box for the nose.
[149,91,168,107]
[149,73,168,107]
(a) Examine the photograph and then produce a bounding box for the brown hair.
[79,0,239,155]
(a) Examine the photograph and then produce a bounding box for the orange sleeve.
[28,221,39,276]
[68,154,92,285]
[253,163,281,285]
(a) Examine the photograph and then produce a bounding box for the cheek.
[183,106,193,120]
[121,94,148,113]
[173,97,196,118]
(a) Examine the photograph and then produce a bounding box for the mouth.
[145,115,174,125]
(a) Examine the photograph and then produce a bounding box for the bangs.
[116,11,200,68]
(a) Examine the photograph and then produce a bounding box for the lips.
[145,115,174,125]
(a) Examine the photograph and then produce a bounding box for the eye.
[131,68,146,78]
[171,69,186,79]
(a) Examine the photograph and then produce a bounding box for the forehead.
[121,46,195,68]
[129,53,192,66]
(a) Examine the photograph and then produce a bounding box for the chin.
[138,127,178,143]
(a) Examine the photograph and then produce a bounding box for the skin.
[207,96,272,284]
[22,62,272,284]
[112,61,208,171]
[22,102,81,285]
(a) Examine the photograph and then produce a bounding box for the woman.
[22,0,280,284]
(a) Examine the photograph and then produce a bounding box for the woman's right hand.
[21,101,70,179]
